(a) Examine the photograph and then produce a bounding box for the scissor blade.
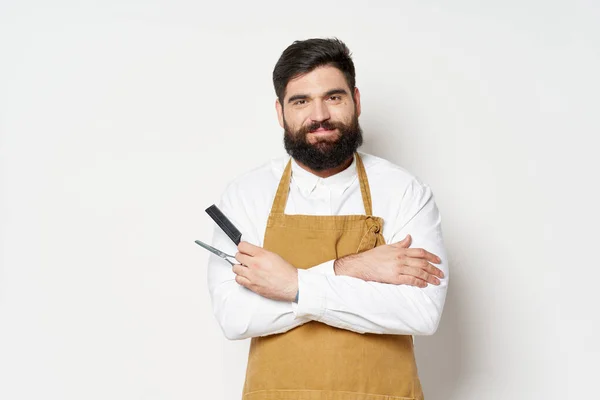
[194,240,231,259]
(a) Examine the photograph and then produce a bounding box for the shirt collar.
[290,154,358,195]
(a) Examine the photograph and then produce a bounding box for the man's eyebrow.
[287,88,349,104]
[287,94,309,104]
[324,88,349,97]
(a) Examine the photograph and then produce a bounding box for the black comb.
[205,204,242,245]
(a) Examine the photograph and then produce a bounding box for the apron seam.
[243,388,416,400]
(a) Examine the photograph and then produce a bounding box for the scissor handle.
[224,258,236,266]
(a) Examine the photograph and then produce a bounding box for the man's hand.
[334,235,444,288]
[232,241,299,302]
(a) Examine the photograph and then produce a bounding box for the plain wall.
[1,1,599,399]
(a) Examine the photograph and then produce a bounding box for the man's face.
[276,65,363,171]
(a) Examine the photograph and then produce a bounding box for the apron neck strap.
[355,153,373,216]
[271,152,373,215]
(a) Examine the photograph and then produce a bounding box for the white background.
[1,1,599,399]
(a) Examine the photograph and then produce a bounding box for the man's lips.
[309,127,337,135]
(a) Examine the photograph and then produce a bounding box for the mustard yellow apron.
[242,153,423,400]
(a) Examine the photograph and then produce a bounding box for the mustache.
[299,120,343,135]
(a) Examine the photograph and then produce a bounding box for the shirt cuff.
[307,259,336,275]
[291,269,328,320]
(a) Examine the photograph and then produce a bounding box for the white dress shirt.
[207,152,448,340]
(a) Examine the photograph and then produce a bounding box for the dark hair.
[273,38,356,105]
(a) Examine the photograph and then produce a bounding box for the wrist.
[290,268,299,302]
[333,258,343,275]
[334,255,361,278]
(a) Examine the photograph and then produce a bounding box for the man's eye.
[293,100,306,105]
[329,95,342,101]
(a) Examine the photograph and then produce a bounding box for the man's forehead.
[284,66,350,99]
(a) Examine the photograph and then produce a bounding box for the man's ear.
[354,87,362,117]
[275,99,284,128]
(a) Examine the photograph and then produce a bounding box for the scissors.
[195,239,237,266]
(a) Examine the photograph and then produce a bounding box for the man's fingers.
[402,257,444,279]
[238,241,261,256]
[232,264,249,277]
[235,252,252,267]
[396,274,428,288]
[405,248,442,264]
[391,234,412,249]
[234,274,251,288]
[400,266,440,285]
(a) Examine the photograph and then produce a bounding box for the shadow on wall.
[414,250,466,400]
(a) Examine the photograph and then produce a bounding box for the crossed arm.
[207,182,448,340]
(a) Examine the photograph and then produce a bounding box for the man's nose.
[309,100,330,122]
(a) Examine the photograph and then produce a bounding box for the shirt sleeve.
[292,180,449,336]
[206,184,334,340]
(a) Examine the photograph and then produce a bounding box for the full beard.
[283,113,363,171]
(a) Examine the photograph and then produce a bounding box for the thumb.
[394,234,412,248]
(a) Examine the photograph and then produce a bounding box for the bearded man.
[207,37,449,400]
